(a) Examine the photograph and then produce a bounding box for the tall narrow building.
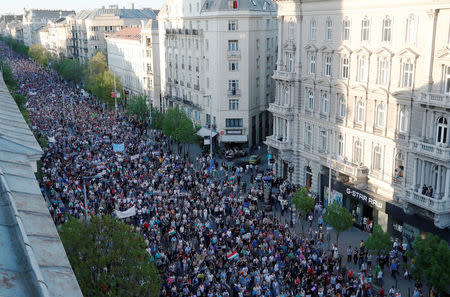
[267,0,450,241]
[158,0,277,147]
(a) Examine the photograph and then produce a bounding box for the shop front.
[320,174,387,232]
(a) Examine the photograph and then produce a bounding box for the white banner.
[130,154,140,160]
[115,206,136,219]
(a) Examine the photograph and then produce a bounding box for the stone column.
[445,167,450,199]
[420,160,425,186]
[436,165,441,197]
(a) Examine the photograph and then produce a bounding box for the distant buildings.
[67,5,156,63]
[158,0,277,147]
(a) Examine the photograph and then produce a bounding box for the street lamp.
[203,95,213,169]
[82,174,102,219]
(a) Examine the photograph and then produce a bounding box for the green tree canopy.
[1,60,17,89]
[59,216,161,297]
[28,44,50,66]
[408,233,450,295]
[54,58,85,84]
[150,107,164,130]
[125,94,149,123]
[87,51,108,76]
[162,107,197,144]
[0,35,29,55]
[292,187,315,215]
[87,70,122,107]
[365,224,392,256]
[323,201,353,246]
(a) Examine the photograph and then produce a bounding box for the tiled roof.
[107,27,142,40]
[0,72,82,297]
[76,8,156,20]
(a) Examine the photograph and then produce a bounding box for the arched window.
[357,100,365,123]
[338,134,344,157]
[342,19,351,41]
[401,59,413,88]
[310,19,317,40]
[378,57,390,85]
[326,18,333,40]
[338,95,346,117]
[436,117,448,145]
[373,146,382,170]
[354,140,363,164]
[406,15,416,43]
[382,17,392,42]
[309,53,316,75]
[307,89,314,110]
[376,103,386,127]
[358,55,368,82]
[284,87,289,106]
[361,18,370,41]
[322,92,329,113]
[399,108,409,133]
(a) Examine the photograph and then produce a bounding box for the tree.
[28,44,50,66]
[323,201,353,246]
[0,60,17,89]
[408,233,450,295]
[87,51,108,76]
[365,224,392,256]
[292,187,316,234]
[162,107,198,153]
[150,107,164,130]
[54,59,85,84]
[125,94,149,123]
[59,216,161,297]
[88,70,123,107]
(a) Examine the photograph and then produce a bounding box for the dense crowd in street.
[0,44,423,297]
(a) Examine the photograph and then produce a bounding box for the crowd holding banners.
[0,43,421,297]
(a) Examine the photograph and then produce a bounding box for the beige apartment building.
[158,0,277,147]
[267,0,450,241]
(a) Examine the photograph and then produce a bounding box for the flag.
[80,202,87,212]
[209,158,215,171]
[227,251,239,260]
[62,177,69,185]
[112,143,125,152]
[168,228,176,236]
[76,185,83,193]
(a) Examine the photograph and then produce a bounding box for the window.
[228,20,238,31]
[284,87,289,105]
[394,152,405,178]
[399,108,409,133]
[338,134,344,157]
[406,15,417,43]
[341,57,349,79]
[229,0,238,9]
[361,18,370,41]
[326,19,333,40]
[285,52,294,72]
[445,66,450,94]
[382,17,392,42]
[320,55,331,77]
[288,21,294,39]
[320,130,327,151]
[378,57,390,85]
[373,146,382,170]
[401,59,413,88]
[376,103,386,127]
[229,62,238,71]
[309,53,316,75]
[357,100,365,123]
[228,40,239,51]
[338,95,346,117]
[229,99,239,110]
[310,20,317,40]
[307,89,314,110]
[354,140,363,163]
[228,80,239,93]
[322,92,329,113]
[357,56,368,82]
[437,117,448,145]
[343,19,351,41]
[226,118,242,127]
[306,124,312,145]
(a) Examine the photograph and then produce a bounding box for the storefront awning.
[221,134,248,143]
[196,127,218,138]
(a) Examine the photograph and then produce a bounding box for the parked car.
[248,155,261,165]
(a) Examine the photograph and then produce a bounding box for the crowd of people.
[0,43,420,297]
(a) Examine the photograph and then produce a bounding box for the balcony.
[410,139,450,162]
[267,103,294,120]
[419,92,450,108]
[228,89,241,96]
[227,50,241,58]
[404,189,449,214]
[273,70,296,82]
[324,157,369,187]
[265,135,293,153]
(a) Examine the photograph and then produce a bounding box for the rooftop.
[75,7,156,20]
[107,26,141,40]
[0,72,82,297]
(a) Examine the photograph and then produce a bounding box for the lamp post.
[203,95,213,168]
[82,174,102,219]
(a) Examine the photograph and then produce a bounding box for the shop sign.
[393,222,403,233]
[345,187,383,209]
[226,129,243,135]
[402,223,419,241]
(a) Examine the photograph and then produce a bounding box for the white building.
[106,20,160,104]
[267,0,450,240]
[67,5,156,63]
[22,9,74,46]
[158,0,277,147]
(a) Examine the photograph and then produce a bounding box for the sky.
[0,0,163,15]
